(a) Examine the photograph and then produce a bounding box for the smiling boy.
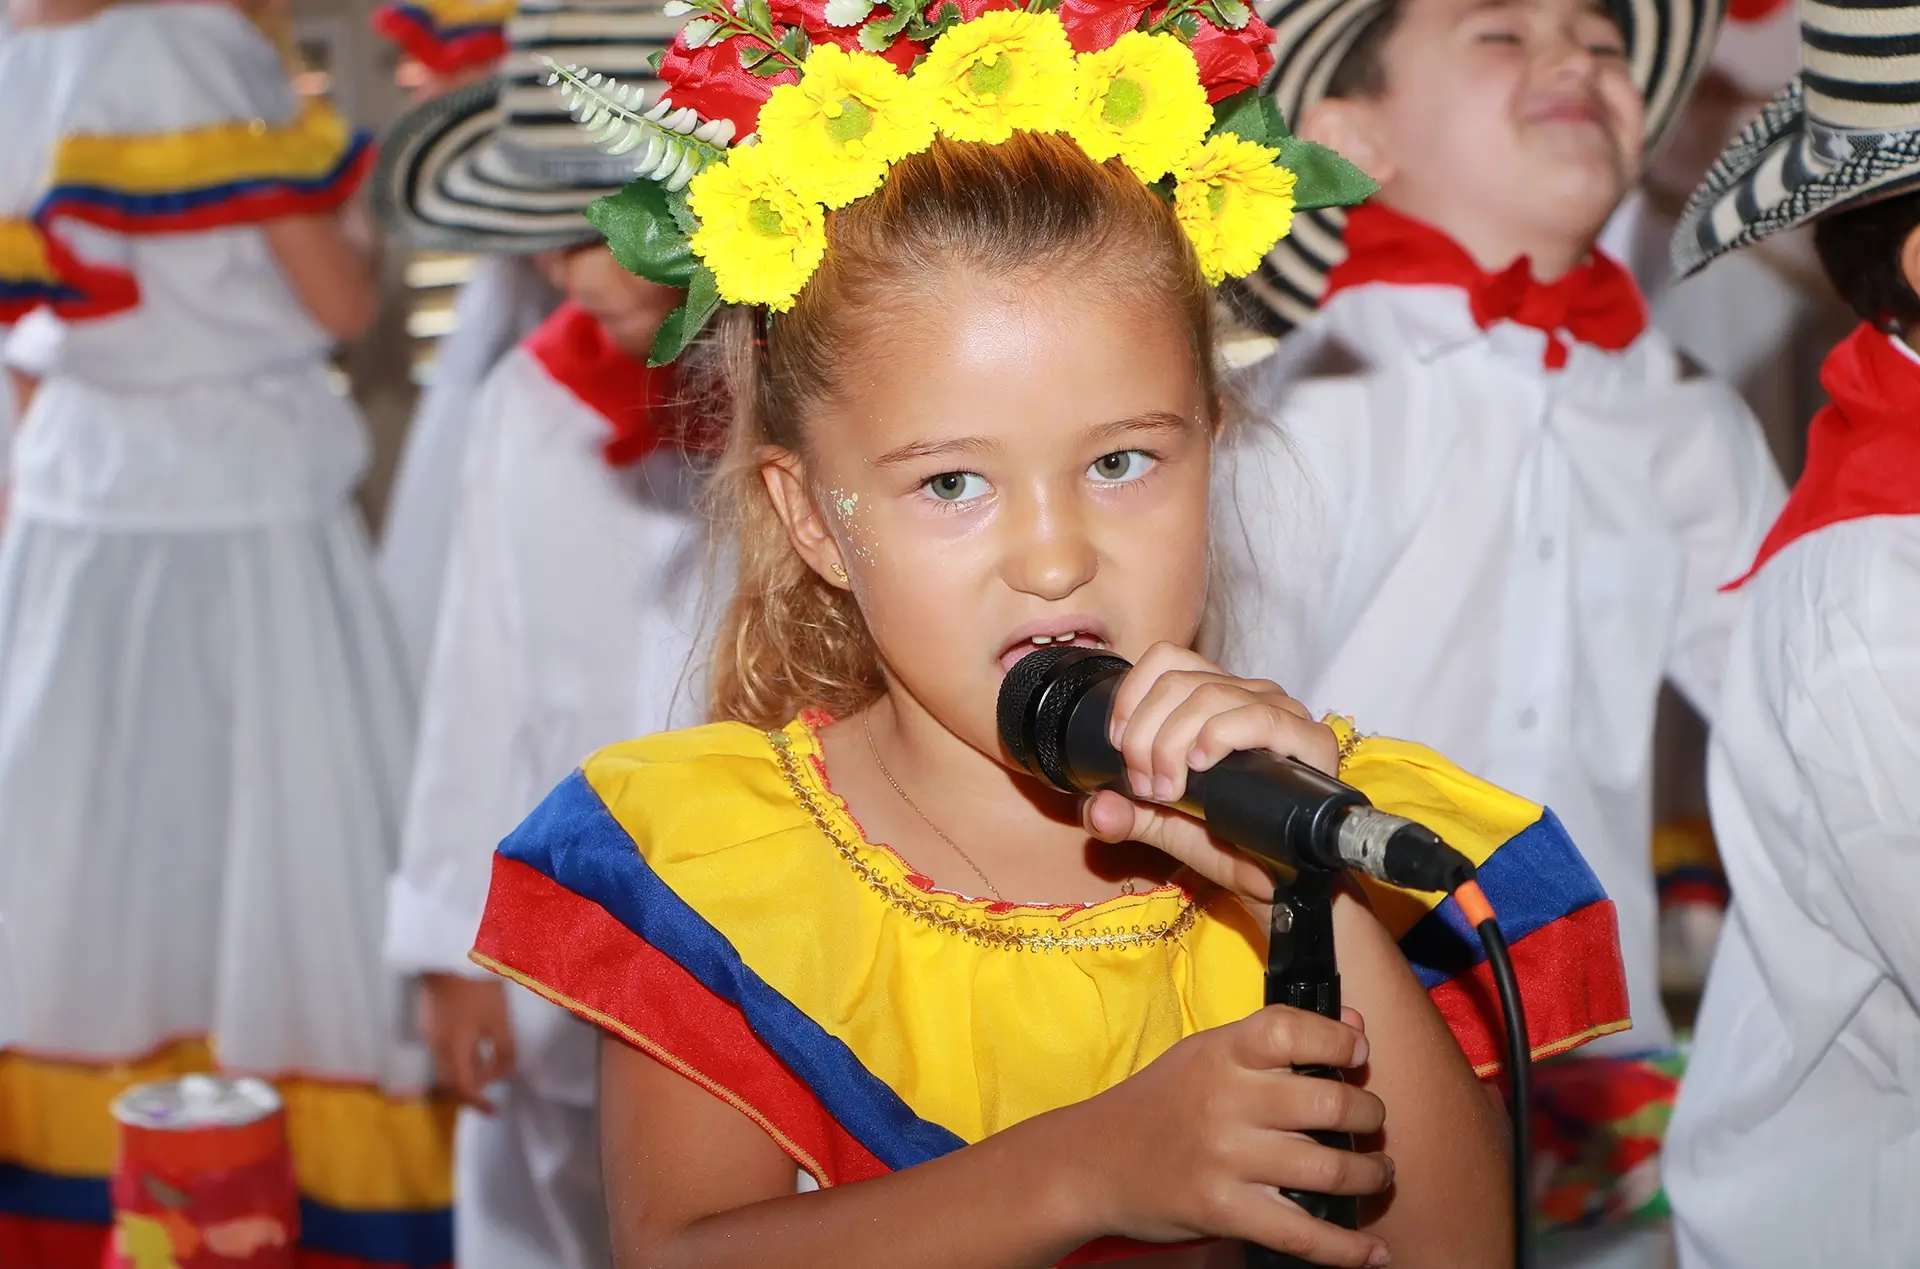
[1217,0,1783,1251]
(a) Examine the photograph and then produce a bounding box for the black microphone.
[997,646,1476,893]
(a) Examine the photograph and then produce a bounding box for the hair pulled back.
[699,130,1218,729]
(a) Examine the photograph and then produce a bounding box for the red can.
[107,1076,299,1269]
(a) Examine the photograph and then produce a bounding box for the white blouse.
[1216,281,1785,1056]
[1666,504,1920,1267]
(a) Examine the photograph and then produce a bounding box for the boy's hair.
[695,131,1218,730]
[1325,0,1406,101]
[1813,186,1920,334]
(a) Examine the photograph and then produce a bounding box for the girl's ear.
[758,447,852,591]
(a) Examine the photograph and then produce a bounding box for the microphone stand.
[1247,867,1357,1269]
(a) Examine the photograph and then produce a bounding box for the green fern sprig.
[542,58,737,190]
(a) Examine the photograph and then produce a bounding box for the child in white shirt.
[1658,8,1920,1264]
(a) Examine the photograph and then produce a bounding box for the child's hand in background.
[417,973,517,1112]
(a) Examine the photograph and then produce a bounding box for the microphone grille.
[997,645,1077,776]
[997,646,1130,790]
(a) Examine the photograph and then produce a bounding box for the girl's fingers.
[1080,791,1274,903]
[1116,668,1217,800]
[1227,1188,1392,1269]
[1105,641,1208,750]
[1186,702,1341,778]
[1233,1005,1371,1073]
[1250,1138,1396,1200]
[1249,1072,1389,1137]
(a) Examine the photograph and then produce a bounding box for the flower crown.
[546,0,1379,364]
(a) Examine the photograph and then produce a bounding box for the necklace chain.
[861,714,1139,903]
[864,713,1006,902]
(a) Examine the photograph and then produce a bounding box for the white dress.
[386,306,711,1269]
[0,5,445,1264]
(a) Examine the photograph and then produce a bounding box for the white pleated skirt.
[0,364,427,1093]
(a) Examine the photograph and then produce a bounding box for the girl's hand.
[1082,642,1339,910]
[1065,1004,1393,1266]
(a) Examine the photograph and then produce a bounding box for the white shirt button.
[1518,708,1538,730]
[1538,537,1556,561]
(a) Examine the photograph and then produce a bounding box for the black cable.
[1474,916,1533,1269]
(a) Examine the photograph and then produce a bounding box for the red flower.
[1187,7,1274,102]
[1051,0,1276,103]
[1054,0,1152,52]
[659,4,921,139]
[658,38,795,139]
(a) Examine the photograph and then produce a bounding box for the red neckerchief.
[1727,323,1920,589]
[523,301,677,467]
[1322,202,1648,370]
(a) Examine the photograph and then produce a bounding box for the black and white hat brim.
[373,78,612,254]
[1230,0,1723,332]
[1672,76,1920,276]
[373,0,680,254]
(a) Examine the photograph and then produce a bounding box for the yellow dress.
[473,716,1628,1258]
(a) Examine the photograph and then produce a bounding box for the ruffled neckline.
[769,716,1211,954]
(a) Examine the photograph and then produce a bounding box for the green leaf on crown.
[739,0,774,33]
[1204,0,1251,29]
[1277,135,1380,210]
[776,25,813,64]
[648,265,722,367]
[1211,86,1290,148]
[587,180,699,288]
[664,185,700,238]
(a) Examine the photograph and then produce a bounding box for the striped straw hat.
[373,0,679,253]
[1672,0,1920,276]
[1230,0,1726,332]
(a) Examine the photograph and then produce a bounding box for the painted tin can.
[107,1075,298,1269]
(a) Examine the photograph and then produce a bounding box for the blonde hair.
[697,131,1220,729]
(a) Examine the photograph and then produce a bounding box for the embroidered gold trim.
[1330,716,1367,774]
[768,728,1201,953]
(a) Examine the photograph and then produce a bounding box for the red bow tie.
[1324,203,1648,370]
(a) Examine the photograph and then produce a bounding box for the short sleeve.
[370,0,511,74]
[20,6,373,320]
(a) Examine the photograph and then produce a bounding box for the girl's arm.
[600,1005,1397,1269]
[1333,890,1511,1268]
[262,212,380,341]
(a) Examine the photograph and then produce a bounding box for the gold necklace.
[860,714,1139,903]
[863,713,1006,902]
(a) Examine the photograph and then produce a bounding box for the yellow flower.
[1172,134,1298,284]
[687,142,828,311]
[757,45,934,208]
[1070,32,1212,183]
[915,10,1078,144]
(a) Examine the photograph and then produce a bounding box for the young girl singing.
[473,11,1631,1266]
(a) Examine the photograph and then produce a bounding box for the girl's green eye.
[1089,450,1156,482]
[925,471,988,502]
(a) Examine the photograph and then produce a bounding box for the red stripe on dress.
[473,856,893,1187]
[1427,900,1630,1075]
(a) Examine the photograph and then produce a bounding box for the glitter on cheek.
[827,487,878,566]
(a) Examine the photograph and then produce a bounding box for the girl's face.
[762,268,1214,762]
